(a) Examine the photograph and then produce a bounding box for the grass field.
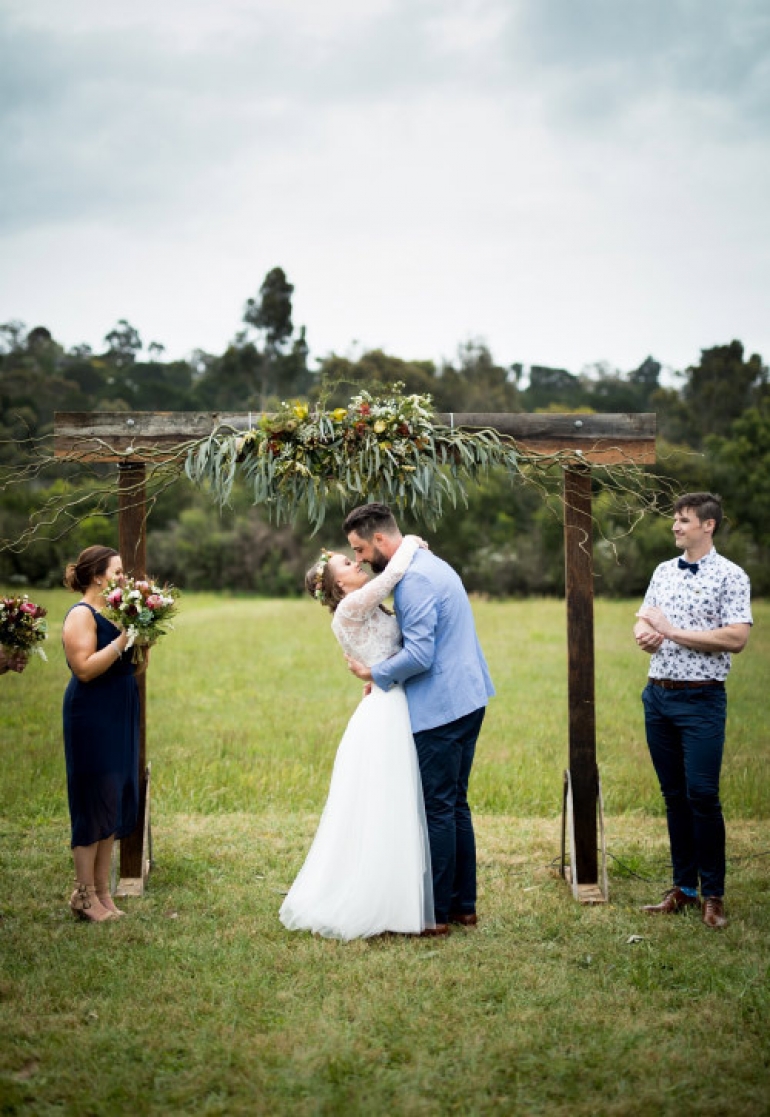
[1,592,768,1115]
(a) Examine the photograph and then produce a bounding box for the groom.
[343,503,495,936]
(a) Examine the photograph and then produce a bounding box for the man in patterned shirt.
[633,492,752,929]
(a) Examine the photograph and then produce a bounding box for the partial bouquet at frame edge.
[0,594,49,665]
[101,577,179,664]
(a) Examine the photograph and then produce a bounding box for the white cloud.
[1,0,768,373]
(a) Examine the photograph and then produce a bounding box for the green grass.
[1,592,769,1115]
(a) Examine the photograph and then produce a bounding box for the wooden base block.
[563,870,607,905]
[116,762,152,898]
[561,768,609,903]
[576,883,608,905]
[114,875,147,899]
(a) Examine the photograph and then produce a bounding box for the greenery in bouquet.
[0,594,48,663]
[185,385,521,531]
[101,577,179,664]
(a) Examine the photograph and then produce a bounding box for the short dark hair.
[342,502,399,540]
[674,492,723,534]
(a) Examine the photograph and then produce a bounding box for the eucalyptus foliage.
[185,387,521,532]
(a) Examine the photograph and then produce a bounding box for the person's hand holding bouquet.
[0,595,48,673]
[101,577,179,664]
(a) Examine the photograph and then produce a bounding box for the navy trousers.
[642,683,727,897]
[413,707,485,924]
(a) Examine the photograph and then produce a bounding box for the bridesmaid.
[62,546,142,922]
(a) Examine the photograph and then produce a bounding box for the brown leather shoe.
[449,912,478,926]
[420,923,450,937]
[642,887,701,915]
[702,897,727,929]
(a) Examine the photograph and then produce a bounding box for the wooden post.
[563,465,600,892]
[117,461,150,889]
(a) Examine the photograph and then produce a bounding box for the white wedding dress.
[279,536,434,939]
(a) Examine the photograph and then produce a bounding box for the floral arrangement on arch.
[185,386,520,531]
[0,594,48,664]
[101,577,179,664]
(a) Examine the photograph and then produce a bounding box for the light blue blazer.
[370,548,495,733]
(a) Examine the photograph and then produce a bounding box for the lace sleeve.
[335,535,421,625]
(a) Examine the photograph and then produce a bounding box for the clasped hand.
[634,605,673,650]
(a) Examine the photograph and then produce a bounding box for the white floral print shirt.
[642,547,752,682]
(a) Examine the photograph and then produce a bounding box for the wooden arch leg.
[116,461,151,894]
[562,465,606,902]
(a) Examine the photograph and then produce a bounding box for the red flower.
[358,403,372,416]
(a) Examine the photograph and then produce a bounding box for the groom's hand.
[345,654,372,683]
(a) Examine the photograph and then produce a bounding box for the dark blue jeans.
[642,683,727,897]
[413,708,486,924]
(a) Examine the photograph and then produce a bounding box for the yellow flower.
[373,420,387,434]
[332,408,348,422]
[293,403,309,420]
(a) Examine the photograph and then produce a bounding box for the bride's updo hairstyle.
[64,545,119,593]
[305,550,344,614]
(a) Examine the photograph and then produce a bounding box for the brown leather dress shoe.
[449,912,478,926]
[702,897,727,929]
[420,923,450,937]
[642,887,701,915]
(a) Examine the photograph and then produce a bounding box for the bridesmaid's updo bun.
[64,545,119,593]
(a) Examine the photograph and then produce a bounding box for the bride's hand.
[345,654,373,683]
[407,534,430,550]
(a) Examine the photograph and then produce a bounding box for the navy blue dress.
[63,603,140,848]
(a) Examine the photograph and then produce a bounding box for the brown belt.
[650,678,724,690]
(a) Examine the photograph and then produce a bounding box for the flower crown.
[313,550,333,600]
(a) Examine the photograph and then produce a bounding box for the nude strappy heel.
[69,882,116,922]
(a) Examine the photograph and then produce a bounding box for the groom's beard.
[369,546,388,574]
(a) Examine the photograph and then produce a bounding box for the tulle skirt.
[280,685,434,940]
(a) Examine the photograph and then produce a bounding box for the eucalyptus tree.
[241,267,311,407]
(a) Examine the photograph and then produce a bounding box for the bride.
[279,534,435,939]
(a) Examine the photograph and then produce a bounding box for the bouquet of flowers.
[101,577,179,664]
[0,594,48,664]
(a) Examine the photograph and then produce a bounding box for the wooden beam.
[53,411,656,466]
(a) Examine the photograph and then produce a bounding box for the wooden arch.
[53,410,656,900]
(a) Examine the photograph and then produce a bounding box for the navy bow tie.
[678,557,699,574]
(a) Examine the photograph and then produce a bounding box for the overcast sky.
[1,0,768,377]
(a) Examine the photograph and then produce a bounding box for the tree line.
[1,267,769,596]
